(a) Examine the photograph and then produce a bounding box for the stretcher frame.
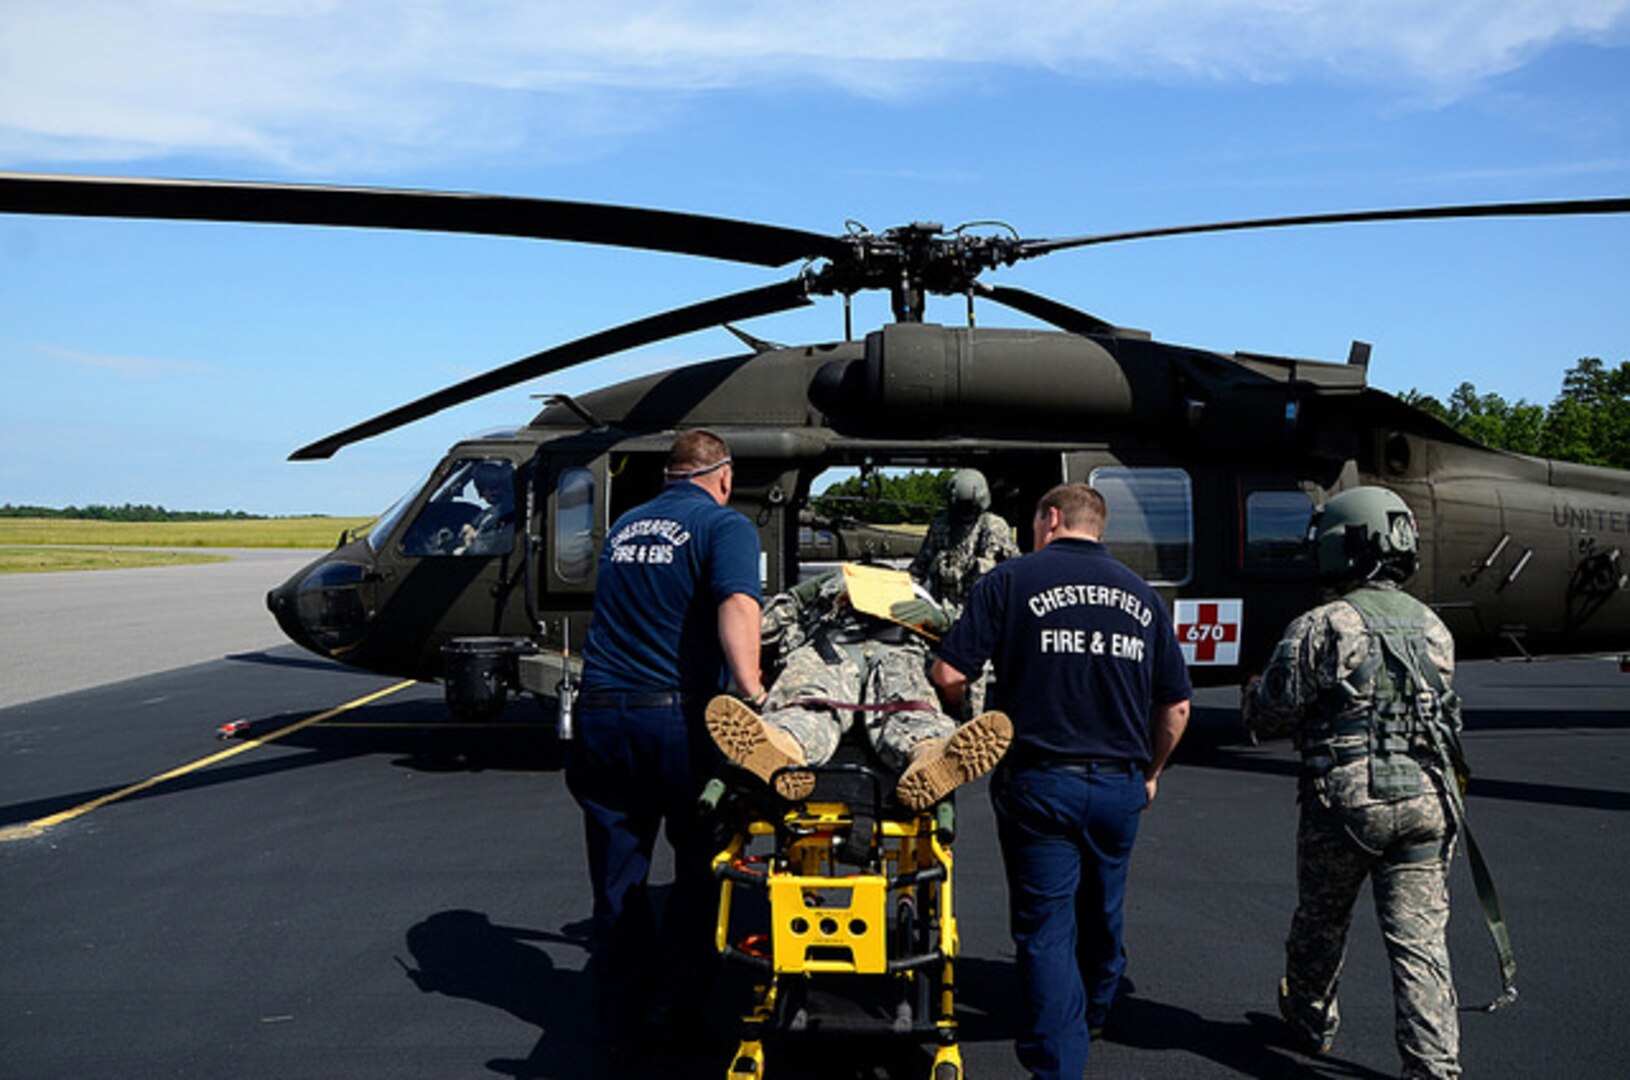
[710,763,964,1078]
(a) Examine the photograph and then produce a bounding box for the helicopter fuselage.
[266,323,1630,709]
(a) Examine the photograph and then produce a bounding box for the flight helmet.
[1312,486,1420,584]
[470,462,512,505]
[946,469,991,523]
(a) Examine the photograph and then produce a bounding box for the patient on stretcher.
[707,566,1010,810]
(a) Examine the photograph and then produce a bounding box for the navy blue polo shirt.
[938,537,1190,763]
[581,482,763,694]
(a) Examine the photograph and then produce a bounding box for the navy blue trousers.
[991,762,1147,1079]
[565,697,720,1035]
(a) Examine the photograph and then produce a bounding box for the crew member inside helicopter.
[451,462,516,556]
[706,566,1012,810]
[397,457,518,558]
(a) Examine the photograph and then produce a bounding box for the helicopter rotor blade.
[289,277,813,460]
[1013,196,1630,259]
[0,172,848,268]
[978,284,1117,336]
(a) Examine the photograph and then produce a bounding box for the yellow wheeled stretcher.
[707,761,965,1079]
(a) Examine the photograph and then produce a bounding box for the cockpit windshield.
[365,468,432,554]
[397,458,518,557]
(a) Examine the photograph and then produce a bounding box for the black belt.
[1005,747,1140,774]
[575,690,702,709]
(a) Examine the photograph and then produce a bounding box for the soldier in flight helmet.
[947,467,991,520]
[910,468,1019,616]
[1312,485,1421,584]
[1244,485,1485,1079]
[453,461,517,556]
[910,468,1020,716]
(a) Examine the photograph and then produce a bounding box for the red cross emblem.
[1174,599,1242,665]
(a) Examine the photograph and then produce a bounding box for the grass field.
[0,517,374,549]
[0,517,375,574]
[0,547,233,574]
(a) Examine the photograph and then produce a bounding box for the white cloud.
[1,1,1627,170]
[31,343,213,379]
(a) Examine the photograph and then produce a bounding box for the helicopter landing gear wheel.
[441,637,527,722]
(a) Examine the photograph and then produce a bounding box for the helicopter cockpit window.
[1089,467,1193,586]
[554,467,596,582]
[398,458,517,558]
[365,468,432,553]
[1244,489,1316,568]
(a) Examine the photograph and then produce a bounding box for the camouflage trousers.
[1285,758,1460,1079]
[764,636,953,774]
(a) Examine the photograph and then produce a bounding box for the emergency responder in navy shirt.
[932,482,1191,1080]
[570,429,765,1065]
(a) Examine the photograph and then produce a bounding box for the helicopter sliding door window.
[554,467,597,583]
[397,458,517,557]
[1088,467,1193,586]
[1243,488,1316,571]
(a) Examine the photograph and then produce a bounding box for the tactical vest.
[1300,588,1516,1007]
[1303,586,1463,801]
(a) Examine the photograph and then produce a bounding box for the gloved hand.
[788,570,838,607]
[889,597,950,636]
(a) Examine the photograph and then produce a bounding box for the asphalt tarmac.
[1,572,1626,1077]
[0,549,325,709]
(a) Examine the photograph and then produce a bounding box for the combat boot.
[1277,977,1336,1055]
[705,695,814,798]
[894,711,1013,810]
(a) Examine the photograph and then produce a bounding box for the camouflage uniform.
[760,574,952,772]
[910,509,1020,617]
[911,509,1018,715]
[1244,581,1461,1080]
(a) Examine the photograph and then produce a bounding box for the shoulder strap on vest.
[1344,590,1517,1009]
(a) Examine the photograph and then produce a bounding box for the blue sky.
[3,1,1628,516]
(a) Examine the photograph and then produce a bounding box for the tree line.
[1402,357,1629,471]
[811,469,951,525]
[0,504,262,522]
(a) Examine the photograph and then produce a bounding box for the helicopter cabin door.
[371,446,536,674]
[1226,474,1327,671]
[531,451,612,658]
[542,453,612,591]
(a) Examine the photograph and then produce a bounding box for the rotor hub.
[805,222,1022,321]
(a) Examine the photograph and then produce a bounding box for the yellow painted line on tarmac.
[315,721,553,730]
[0,680,418,842]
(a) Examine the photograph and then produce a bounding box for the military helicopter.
[4,173,1628,722]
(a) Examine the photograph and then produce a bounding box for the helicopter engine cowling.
[810,323,1170,436]
[808,322,1315,455]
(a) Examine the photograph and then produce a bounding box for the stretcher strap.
[771,697,938,715]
